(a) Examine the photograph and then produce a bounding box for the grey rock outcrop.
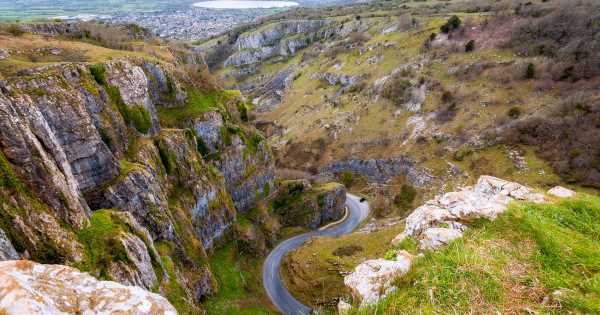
[323,157,435,187]
[106,60,161,135]
[193,111,224,153]
[225,20,329,67]
[108,232,158,290]
[0,229,18,261]
[394,175,545,251]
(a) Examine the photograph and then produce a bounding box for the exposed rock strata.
[323,157,435,187]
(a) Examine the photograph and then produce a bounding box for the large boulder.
[547,186,576,198]
[344,251,413,306]
[0,260,176,315]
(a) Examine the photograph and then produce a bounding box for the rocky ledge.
[0,260,176,315]
[343,176,577,308]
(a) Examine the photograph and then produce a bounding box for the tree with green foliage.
[441,15,461,33]
[525,62,535,79]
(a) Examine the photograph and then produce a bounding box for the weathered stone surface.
[0,229,18,261]
[397,175,544,250]
[225,20,329,67]
[323,157,435,187]
[0,260,176,315]
[419,227,464,251]
[217,134,275,213]
[87,167,175,241]
[338,300,352,315]
[0,48,9,60]
[106,60,161,135]
[194,111,223,153]
[108,233,158,290]
[0,78,95,229]
[547,186,576,198]
[344,251,413,306]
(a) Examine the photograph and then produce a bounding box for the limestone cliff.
[0,56,275,313]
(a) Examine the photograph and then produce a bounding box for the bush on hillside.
[440,15,461,33]
[381,76,412,106]
[5,24,24,36]
[509,0,600,80]
[525,63,536,79]
[464,40,475,52]
[503,91,600,188]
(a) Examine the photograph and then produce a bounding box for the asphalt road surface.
[262,193,370,315]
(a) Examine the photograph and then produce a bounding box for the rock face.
[0,229,18,261]
[0,57,276,311]
[397,175,544,250]
[547,186,576,198]
[194,111,276,213]
[272,181,346,229]
[344,251,413,306]
[0,260,176,315]
[323,157,435,187]
[225,20,329,67]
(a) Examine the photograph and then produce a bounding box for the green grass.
[157,89,229,127]
[76,210,131,279]
[352,195,600,314]
[203,243,270,315]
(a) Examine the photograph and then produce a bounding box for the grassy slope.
[0,33,172,75]
[203,243,274,315]
[352,195,600,314]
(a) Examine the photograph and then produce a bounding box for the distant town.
[101,8,276,41]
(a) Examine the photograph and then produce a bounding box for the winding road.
[263,193,370,315]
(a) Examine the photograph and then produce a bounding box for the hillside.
[200,0,599,204]
[0,22,351,314]
[0,0,598,314]
[193,0,600,313]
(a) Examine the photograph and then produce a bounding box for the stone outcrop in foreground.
[343,251,413,306]
[394,175,545,250]
[345,176,575,308]
[0,260,176,315]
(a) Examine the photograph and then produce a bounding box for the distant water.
[192,1,299,9]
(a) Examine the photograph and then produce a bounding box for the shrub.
[525,62,535,79]
[436,102,458,123]
[381,76,412,106]
[127,106,152,134]
[340,171,354,188]
[465,40,475,52]
[6,24,24,36]
[509,1,600,80]
[332,245,363,257]
[89,64,107,86]
[508,106,522,119]
[453,146,473,161]
[394,184,417,211]
[440,15,461,33]
[441,90,454,103]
